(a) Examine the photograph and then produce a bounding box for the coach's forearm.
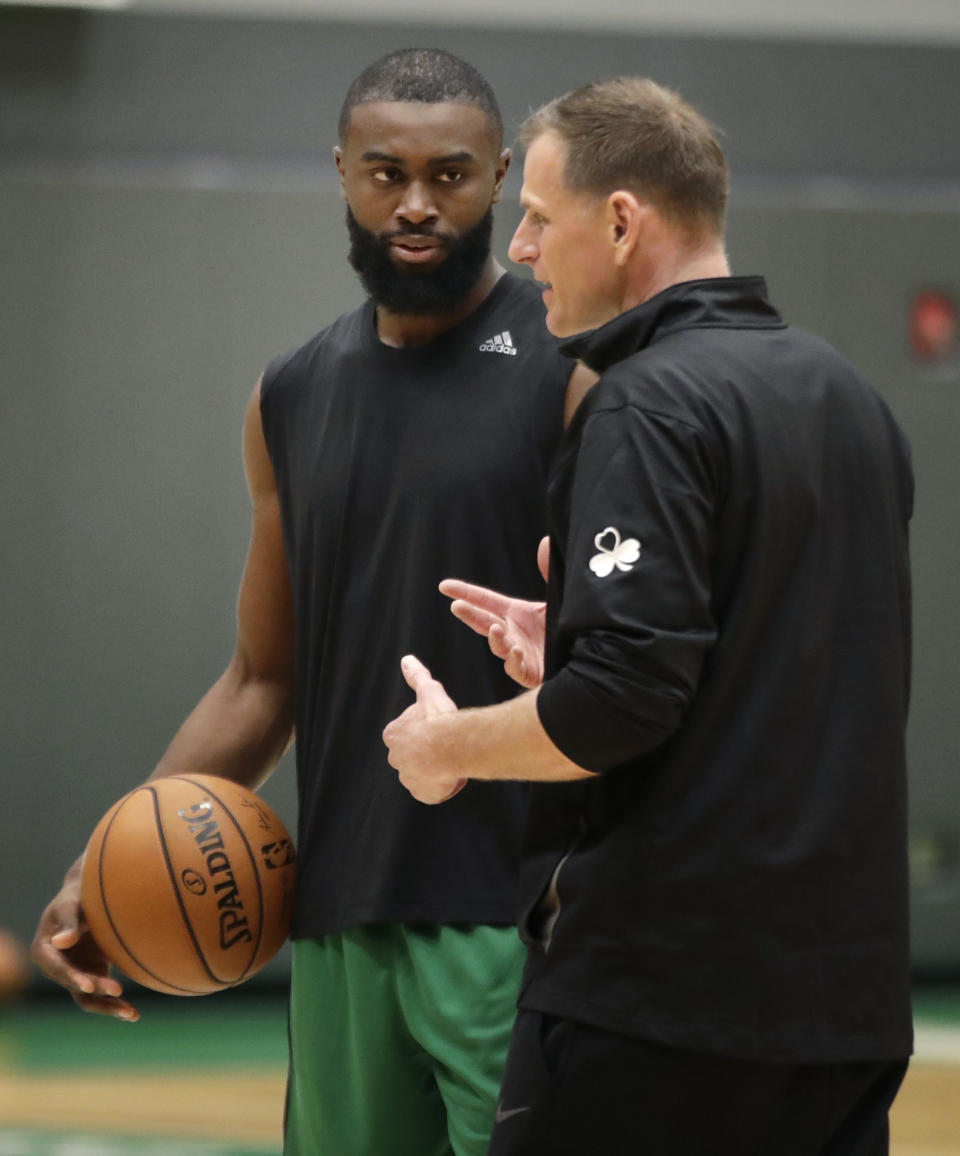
[434,691,594,783]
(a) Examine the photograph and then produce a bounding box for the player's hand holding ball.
[32,775,296,1018]
[32,859,138,1021]
[79,776,296,1000]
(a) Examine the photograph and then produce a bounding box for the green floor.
[6,984,959,1072]
[1,990,289,1072]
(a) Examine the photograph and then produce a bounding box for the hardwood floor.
[1,999,958,1153]
[0,1060,958,1153]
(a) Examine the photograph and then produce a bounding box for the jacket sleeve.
[536,400,723,772]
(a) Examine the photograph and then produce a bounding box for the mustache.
[381,223,452,243]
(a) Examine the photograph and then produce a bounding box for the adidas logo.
[479,330,518,356]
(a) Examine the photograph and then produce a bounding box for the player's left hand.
[383,655,467,805]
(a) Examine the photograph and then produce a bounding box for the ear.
[491,147,512,205]
[606,190,645,266]
[333,146,348,202]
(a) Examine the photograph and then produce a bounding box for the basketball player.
[31,49,594,1156]
[384,78,914,1154]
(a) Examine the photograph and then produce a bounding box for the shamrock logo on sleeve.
[589,527,642,577]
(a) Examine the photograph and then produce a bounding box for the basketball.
[0,928,30,1005]
[80,775,296,996]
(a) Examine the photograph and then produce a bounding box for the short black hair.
[338,48,503,147]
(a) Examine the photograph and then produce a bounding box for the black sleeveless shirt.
[260,274,571,938]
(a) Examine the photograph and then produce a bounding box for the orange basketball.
[81,775,296,996]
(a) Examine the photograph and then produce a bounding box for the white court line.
[0,1134,259,1156]
[912,1023,960,1065]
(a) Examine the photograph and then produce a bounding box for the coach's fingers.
[440,579,513,617]
[435,777,468,804]
[448,599,503,640]
[504,645,538,690]
[486,622,514,662]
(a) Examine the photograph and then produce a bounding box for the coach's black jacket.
[521,277,914,1064]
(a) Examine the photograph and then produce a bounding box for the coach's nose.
[509,213,539,267]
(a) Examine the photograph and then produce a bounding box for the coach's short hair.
[520,77,728,236]
[339,48,503,147]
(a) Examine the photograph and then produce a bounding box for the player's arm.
[31,380,296,1019]
[564,362,598,427]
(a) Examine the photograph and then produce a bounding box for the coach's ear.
[606,190,646,265]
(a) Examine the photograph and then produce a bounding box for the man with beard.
[30,49,593,1156]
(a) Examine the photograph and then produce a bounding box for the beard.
[345,206,494,316]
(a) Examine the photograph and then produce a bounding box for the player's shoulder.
[480,273,568,365]
[261,303,369,402]
[492,272,551,329]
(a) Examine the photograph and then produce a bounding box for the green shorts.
[284,923,525,1156]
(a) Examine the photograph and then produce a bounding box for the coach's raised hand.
[439,578,546,689]
[383,656,467,805]
[439,537,548,690]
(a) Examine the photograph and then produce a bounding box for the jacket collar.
[559,276,783,373]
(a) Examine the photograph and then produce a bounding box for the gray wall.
[4,10,960,185]
[2,9,959,980]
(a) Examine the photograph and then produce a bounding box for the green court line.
[0,1131,278,1156]
[1,993,289,1072]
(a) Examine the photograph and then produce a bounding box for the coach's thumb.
[400,654,430,691]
